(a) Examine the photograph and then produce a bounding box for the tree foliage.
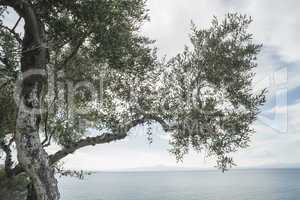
[0,0,265,198]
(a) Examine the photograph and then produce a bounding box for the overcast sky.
[52,0,300,171]
[4,0,300,171]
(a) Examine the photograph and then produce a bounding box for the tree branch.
[12,16,22,31]
[0,24,22,44]
[49,117,146,164]
[49,115,175,164]
[49,133,127,164]
[11,115,174,175]
[42,132,53,147]
[41,105,50,146]
[56,32,91,71]
[143,113,176,132]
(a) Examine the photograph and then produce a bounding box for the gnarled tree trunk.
[0,1,60,200]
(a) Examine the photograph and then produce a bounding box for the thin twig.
[12,16,22,31]
[0,24,22,43]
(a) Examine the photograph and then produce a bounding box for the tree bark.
[0,1,60,200]
[27,182,38,200]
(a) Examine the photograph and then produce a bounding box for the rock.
[0,169,29,200]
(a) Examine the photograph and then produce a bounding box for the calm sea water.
[58,169,300,200]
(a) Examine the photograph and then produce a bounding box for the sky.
[54,0,300,171]
[3,0,300,171]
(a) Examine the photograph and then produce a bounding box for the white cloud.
[142,0,300,62]
[59,0,300,170]
[243,0,300,63]
[3,1,299,170]
[59,100,300,170]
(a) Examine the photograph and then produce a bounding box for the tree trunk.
[27,182,38,200]
[10,1,60,200]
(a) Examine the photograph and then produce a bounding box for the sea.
[58,169,300,200]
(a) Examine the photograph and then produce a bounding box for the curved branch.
[0,0,43,47]
[56,30,92,71]
[49,133,127,164]
[12,114,174,175]
[143,113,176,132]
[49,117,147,164]
[49,114,175,164]
[0,1,24,44]
[10,132,129,176]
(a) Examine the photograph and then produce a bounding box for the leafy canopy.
[0,0,265,171]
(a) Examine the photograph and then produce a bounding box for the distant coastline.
[92,164,300,173]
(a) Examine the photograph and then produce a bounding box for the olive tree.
[0,0,265,199]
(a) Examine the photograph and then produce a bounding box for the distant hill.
[98,163,300,172]
[255,163,300,169]
[102,165,214,172]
